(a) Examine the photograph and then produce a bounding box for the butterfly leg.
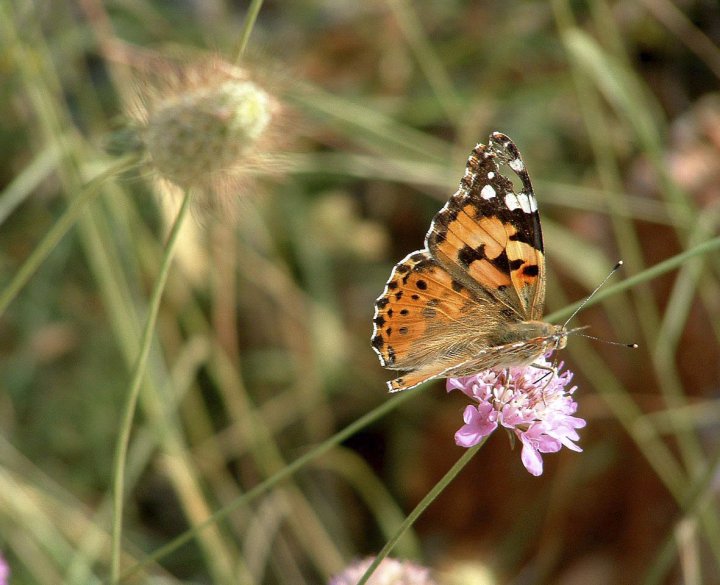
[529,361,558,396]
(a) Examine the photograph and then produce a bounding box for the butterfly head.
[495,320,568,367]
[550,324,568,352]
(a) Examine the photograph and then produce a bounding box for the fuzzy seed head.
[144,80,271,189]
[124,53,290,214]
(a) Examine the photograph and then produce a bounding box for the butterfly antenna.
[562,261,625,329]
[575,332,638,349]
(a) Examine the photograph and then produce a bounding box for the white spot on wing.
[505,192,536,214]
[505,192,521,211]
[517,193,532,213]
[509,158,525,172]
[480,185,496,199]
[487,171,495,179]
[528,193,538,212]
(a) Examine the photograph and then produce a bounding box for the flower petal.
[520,436,544,476]
[454,405,497,447]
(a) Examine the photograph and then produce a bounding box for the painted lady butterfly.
[371,132,567,392]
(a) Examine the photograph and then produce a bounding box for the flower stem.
[110,188,194,583]
[120,385,423,581]
[644,445,720,585]
[546,235,720,323]
[357,440,487,585]
[234,0,265,63]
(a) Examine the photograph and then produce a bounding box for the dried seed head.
[127,54,286,214]
[144,80,271,188]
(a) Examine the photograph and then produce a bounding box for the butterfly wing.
[371,251,510,392]
[426,132,545,320]
[372,133,548,392]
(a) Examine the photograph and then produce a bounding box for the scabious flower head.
[0,553,9,585]
[447,354,585,476]
[329,557,437,585]
[127,54,285,213]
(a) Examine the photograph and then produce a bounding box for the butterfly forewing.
[426,133,545,320]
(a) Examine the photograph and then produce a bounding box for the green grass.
[1,0,720,583]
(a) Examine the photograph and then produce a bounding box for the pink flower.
[447,355,586,476]
[329,557,437,585]
[0,553,9,585]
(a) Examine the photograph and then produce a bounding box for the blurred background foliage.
[1,0,720,583]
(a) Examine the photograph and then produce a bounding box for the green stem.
[357,441,486,585]
[119,385,422,581]
[234,0,265,63]
[643,446,720,585]
[0,154,140,318]
[110,189,194,583]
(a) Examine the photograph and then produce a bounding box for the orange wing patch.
[372,251,473,368]
[371,251,504,392]
[430,208,540,317]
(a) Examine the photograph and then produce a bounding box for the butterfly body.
[372,132,567,392]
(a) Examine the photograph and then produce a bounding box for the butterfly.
[371,132,568,392]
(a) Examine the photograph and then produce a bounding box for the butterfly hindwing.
[371,251,514,391]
